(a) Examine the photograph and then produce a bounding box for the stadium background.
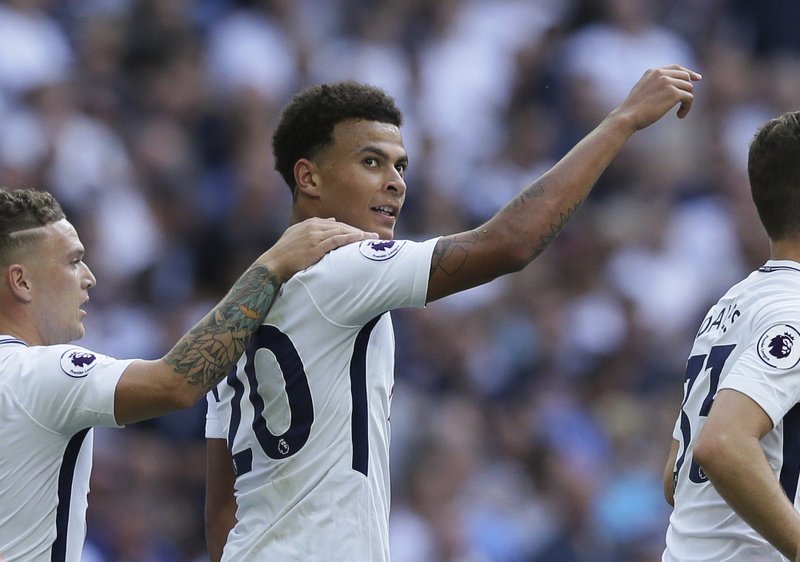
[1,0,797,560]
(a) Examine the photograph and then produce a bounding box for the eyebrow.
[68,246,85,260]
[359,145,409,167]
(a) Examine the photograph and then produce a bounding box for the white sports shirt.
[664,261,800,562]
[206,237,438,561]
[0,338,132,562]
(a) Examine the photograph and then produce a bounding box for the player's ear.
[294,158,322,199]
[5,263,33,303]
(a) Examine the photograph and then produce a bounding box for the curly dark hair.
[272,81,403,197]
[0,188,65,261]
[749,111,800,241]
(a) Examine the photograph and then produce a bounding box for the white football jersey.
[206,238,438,561]
[664,261,800,562]
[0,338,131,562]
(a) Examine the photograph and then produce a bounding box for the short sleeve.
[293,237,440,326]
[13,345,133,434]
[720,307,800,426]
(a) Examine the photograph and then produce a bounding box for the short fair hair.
[0,188,65,265]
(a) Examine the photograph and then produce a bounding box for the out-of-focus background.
[2,0,797,560]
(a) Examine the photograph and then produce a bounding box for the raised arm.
[426,64,701,302]
[113,218,376,425]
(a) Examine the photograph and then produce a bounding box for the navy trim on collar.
[0,337,29,347]
[759,265,800,274]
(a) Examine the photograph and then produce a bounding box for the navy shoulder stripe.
[0,338,28,347]
[759,265,800,274]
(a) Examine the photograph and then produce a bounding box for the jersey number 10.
[223,320,380,478]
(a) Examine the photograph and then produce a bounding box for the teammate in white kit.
[0,188,373,562]
[663,111,800,562]
[205,65,701,561]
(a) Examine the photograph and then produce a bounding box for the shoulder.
[352,239,411,262]
[287,237,440,323]
[328,238,436,264]
[716,267,800,328]
[0,345,104,399]
[28,344,108,377]
[1,342,125,393]
[3,343,128,433]
[297,238,439,281]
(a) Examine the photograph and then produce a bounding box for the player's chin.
[72,321,86,341]
[376,220,397,240]
[368,212,397,240]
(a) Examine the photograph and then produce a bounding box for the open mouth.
[371,205,396,218]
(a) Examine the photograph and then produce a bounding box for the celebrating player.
[204,64,701,561]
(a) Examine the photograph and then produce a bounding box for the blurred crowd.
[1,0,798,560]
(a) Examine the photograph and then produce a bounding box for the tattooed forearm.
[528,200,582,262]
[427,175,588,302]
[505,179,546,212]
[164,264,280,390]
[500,176,585,263]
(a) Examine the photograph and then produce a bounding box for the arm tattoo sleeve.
[163,264,280,390]
[505,179,582,262]
[527,200,581,261]
[430,178,584,289]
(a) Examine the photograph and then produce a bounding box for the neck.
[0,324,38,346]
[769,238,800,263]
[0,301,44,346]
[288,208,304,227]
[289,202,320,227]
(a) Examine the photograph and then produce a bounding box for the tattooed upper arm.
[430,232,476,278]
[427,231,486,303]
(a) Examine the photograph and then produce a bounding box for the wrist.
[258,253,290,284]
[604,108,640,138]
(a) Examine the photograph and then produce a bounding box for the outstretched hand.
[262,217,378,282]
[613,64,702,132]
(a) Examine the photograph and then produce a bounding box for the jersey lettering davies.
[695,303,741,338]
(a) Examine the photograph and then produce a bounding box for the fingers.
[664,71,697,120]
[286,218,377,241]
[318,230,378,252]
[659,64,702,82]
[621,64,702,128]
[263,218,379,281]
[663,66,700,119]
[291,217,378,253]
[314,220,379,251]
[676,96,693,119]
[309,218,379,244]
